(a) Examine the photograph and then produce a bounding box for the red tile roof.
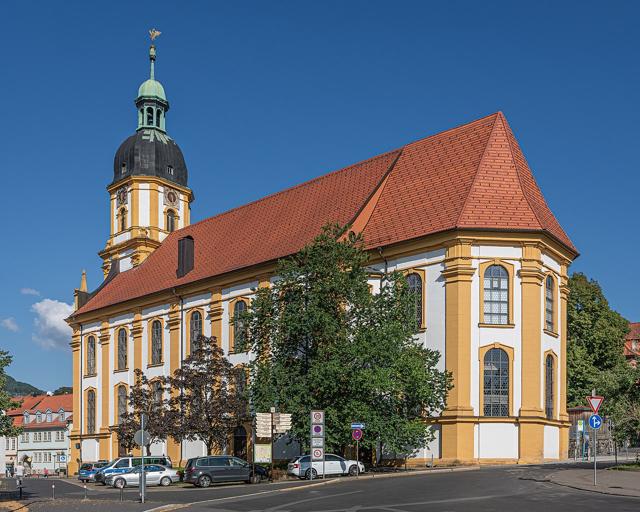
[28,394,73,414]
[74,112,576,316]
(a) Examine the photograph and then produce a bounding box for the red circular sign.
[352,428,363,441]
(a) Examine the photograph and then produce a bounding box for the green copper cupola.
[136,44,169,132]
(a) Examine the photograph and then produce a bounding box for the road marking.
[264,490,362,512]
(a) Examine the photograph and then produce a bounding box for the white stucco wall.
[475,423,518,459]
[544,425,559,459]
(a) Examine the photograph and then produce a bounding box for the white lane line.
[264,490,363,512]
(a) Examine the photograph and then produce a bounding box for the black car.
[184,456,266,487]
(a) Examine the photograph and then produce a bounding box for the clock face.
[116,187,128,206]
[164,188,179,206]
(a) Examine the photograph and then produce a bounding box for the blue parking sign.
[589,414,602,430]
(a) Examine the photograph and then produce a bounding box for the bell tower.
[100,31,193,277]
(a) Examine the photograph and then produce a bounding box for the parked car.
[105,464,179,488]
[94,455,172,484]
[287,454,365,479]
[78,461,109,483]
[184,456,260,487]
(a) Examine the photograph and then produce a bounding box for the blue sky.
[0,1,637,390]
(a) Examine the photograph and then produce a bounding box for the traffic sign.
[589,414,603,430]
[311,411,325,424]
[351,422,365,430]
[274,413,292,434]
[312,448,324,460]
[58,455,67,463]
[311,437,324,448]
[352,428,363,441]
[134,430,150,447]
[255,412,272,438]
[577,419,584,432]
[586,396,604,414]
[311,424,325,437]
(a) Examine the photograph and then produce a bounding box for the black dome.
[113,129,188,187]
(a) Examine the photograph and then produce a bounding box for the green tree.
[567,272,640,444]
[245,225,451,460]
[0,351,22,438]
[167,336,247,455]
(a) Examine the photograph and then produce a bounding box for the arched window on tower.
[483,265,509,325]
[117,328,127,371]
[156,109,161,127]
[166,210,176,232]
[406,272,423,330]
[121,162,127,176]
[119,208,127,232]
[87,336,96,375]
[151,320,162,365]
[117,385,127,424]
[545,354,555,419]
[87,390,96,434]
[146,107,154,126]
[483,348,509,417]
[152,380,163,404]
[190,311,202,353]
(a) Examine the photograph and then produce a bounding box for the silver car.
[106,464,179,488]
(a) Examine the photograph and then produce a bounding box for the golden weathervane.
[149,28,162,41]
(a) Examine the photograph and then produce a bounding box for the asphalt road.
[7,463,640,512]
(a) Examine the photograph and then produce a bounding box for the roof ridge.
[500,113,544,230]
[455,113,502,226]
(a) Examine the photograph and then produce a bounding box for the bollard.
[120,486,124,502]
[52,483,55,500]
[83,483,88,500]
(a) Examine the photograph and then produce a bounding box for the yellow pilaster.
[209,288,223,346]
[167,303,182,465]
[132,312,143,372]
[440,239,475,462]
[518,243,545,463]
[558,263,570,458]
[69,327,81,475]
[99,321,111,461]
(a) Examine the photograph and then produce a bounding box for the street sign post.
[139,414,147,504]
[352,428,363,477]
[587,394,604,486]
[310,410,325,481]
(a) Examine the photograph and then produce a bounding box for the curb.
[547,474,640,499]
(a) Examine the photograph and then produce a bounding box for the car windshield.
[80,463,93,471]
[94,462,108,468]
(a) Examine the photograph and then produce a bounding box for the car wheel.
[160,476,171,486]
[198,475,212,488]
[348,465,358,476]
[305,468,318,480]
[114,478,126,489]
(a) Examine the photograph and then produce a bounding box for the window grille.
[117,329,127,370]
[151,320,163,364]
[190,311,202,353]
[406,273,423,330]
[117,385,127,424]
[87,336,96,375]
[87,390,96,434]
[166,210,176,232]
[545,355,554,419]
[545,276,554,331]
[233,301,247,351]
[483,348,509,416]
[483,265,509,324]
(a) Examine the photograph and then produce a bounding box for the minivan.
[184,456,262,487]
[94,455,172,484]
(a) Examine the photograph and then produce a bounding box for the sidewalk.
[549,465,640,498]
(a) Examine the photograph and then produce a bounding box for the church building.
[67,42,577,474]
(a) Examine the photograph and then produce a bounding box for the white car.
[287,454,365,479]
[105,464,180,488]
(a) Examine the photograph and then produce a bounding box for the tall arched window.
[117,329,127,370]
[406,273,423,330]
[545,354,554,419]
[545,275,554,332]
[87,390,96,434]
[483,348,509,417]
[483,265,509,325]
[87,336,96,375]
[151,320,162,365]
[119,208,127,232]
[190,311,202,353]
[155,109,161,127]
[117,385,127,424]
[233,300,247,352]
[166,210,176,232]
[146,107,154,126]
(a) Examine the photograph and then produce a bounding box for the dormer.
[46,409,52,423]
[23,412,29,424]
[36,411,42,423]
[58,408,65,421]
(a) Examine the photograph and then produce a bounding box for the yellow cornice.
[107,175,193,200]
